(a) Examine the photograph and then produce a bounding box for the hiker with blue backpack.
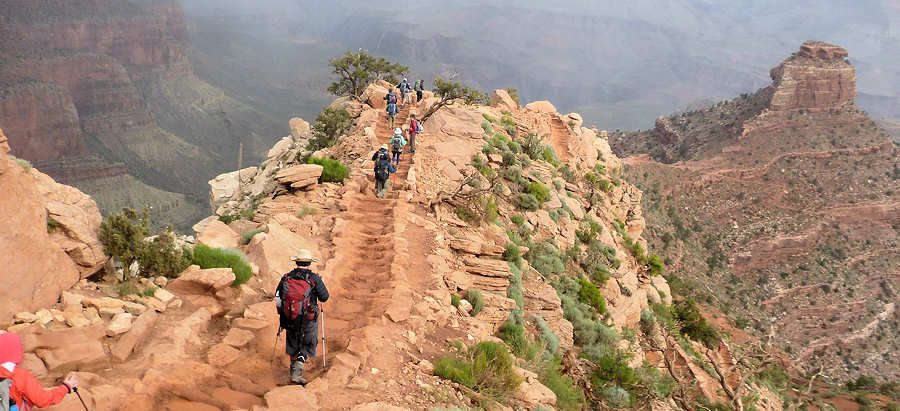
[0,332,79,410]
[275,250,329,386]
[407,113,422,153]
[389,128,407,166]
[384,88,399,128]
[372,144,397,198]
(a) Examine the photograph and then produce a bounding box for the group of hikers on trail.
[383,77,424,128]
[0,80,423,401]
[376,78,423,198]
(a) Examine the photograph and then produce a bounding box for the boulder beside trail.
[274,164,323,190]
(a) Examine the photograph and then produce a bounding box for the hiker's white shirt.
[1,361,15,372]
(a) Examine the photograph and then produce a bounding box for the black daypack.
[277,269,317,329]
[391,138,402,153]
[375,158,390,180]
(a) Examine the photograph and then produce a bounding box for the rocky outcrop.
[768,41,856,112]
[0,128,106,325]
[654,116,682,144]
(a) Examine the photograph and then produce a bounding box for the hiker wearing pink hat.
[0,333,76,409]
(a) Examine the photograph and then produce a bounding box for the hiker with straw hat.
[274,249,329,385]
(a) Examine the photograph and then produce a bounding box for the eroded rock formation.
[0,128,106,325]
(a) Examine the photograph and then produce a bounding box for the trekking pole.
[73,387,89,411]
[270,326,283,365]
[320,304,327,368]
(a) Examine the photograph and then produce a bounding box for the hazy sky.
[180,0,900,128]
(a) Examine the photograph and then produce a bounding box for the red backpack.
[278,269,317,326]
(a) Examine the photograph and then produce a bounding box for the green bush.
[434,341,523,402]
[507,141,521,153]
[241,228,265,245]
[578,277,607,316]
[501,166,526,185]
[548,209,560,222]
[847,375,878,392]
[451,294,461,307]
[672,299,720,348]
[522,133,543,160]
[7,154,32,172]
[511,215,525,226]
[499,311,527,356]
[515,193,540,211]
[482,113,496,123]
[46,215,59,233]
[503,242,522,265]
[505,88,520,105]
[307,156,349,183]
[306,107,352,151]
[646,254,664,275]
[99,208,191,278]
[481,120,493,134]
[141,231,192,279]
[465,288,485,316]
[542,147,561,167]
[527,241,565,277]
[479,196,499,223]
[539,356,585,411]
[533,315,560,354]
[190,244,254,286]
[501,110,513,116]
[507,265,524,309]
[455,207,478,223]
[501,151,518,167]
[525,182,550,203]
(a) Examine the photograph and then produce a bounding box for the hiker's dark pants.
[375,177,388,198]
[416,90,423,102]
[285,318,318,360]
[392,150,401,165]
[409,133,416,152]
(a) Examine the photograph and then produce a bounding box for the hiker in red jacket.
[0,332,77,410]
[408,113,420,153]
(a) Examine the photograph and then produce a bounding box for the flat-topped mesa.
[768,41,856,111]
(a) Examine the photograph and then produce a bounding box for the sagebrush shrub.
[434,341,523,402]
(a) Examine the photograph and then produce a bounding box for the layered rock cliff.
[611,42,900,384]
[0,0,282,229]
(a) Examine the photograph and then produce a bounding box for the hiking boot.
[290,360,307,385]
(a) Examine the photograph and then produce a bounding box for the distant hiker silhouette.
[372,144,396,198]
[389,128,407,166]
[384,88,399,128]
[275,250,329,385]
[414,79,424,103]
[0,333,78,410]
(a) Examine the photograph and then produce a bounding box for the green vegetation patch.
[190,244,254,286]
[434,341,523,403]
[307,156,349,183]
